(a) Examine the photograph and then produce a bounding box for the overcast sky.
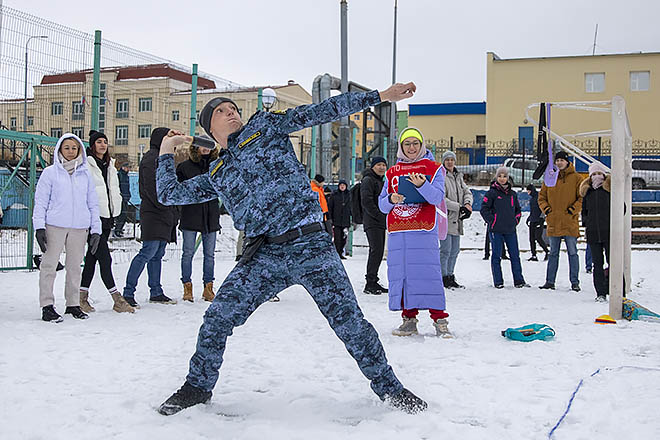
[10,0,660,107]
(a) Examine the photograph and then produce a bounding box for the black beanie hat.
[555,150,570,162]
[150,127,171,150]
[199,97,240,140]
[89,130,108,146]
[314,174,325,183]
[526,183,536,192]
[371,156,387,168]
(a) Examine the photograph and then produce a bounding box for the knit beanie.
[314,174,325,183]
[89,130,108,146]
[555,150,570,162]
[397,126,427,163]
[442,150,457,163]
[496,166,509,177]
[588,162,609,176]
[371,156,387,168]
[199,97,240,140]
[150,127,171,150]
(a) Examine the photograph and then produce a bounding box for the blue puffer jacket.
[480,180,521,234]
[156,91,381,238]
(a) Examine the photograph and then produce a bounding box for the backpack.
[501,323,555,342]
[350,183,363,224]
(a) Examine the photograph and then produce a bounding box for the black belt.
[266,222,325,244]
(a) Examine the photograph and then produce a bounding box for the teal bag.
[501,323,555,342]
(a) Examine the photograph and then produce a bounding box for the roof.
[409,102,486,116]
[489,51,660,62]
[40,64,216,89]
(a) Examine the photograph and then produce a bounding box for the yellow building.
[0,64,312,168]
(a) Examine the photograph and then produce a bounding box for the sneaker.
[571,284,581,292]
[528,255,538,262]
[158,382,212,416]
[433,318,453,338]
[586,268,593,274]
[392,317,419,336]
[483,255,490,260]
[448,275,464,289]
[514,281,531,288]
[495,284,504,289]
[502,255,510,260]
[123,296,141,309]
[149,294,177,305]
[539,282,555,290]
[385,388,428,414]
[375,283,389,294]
[595,295,607,302]
[42,305,63,323]
[65,306,89,320]
[363,285,382,295]
[339,255,347,260]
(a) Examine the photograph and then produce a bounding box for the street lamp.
[24,35,48,132]
[262,87,277,112]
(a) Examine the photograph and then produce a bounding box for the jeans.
[585,244,593,271]
[546,236,579,286]
[440,234,460,277]
[123,240,167,299]
[490,232,524,286]
[181,230,216,284]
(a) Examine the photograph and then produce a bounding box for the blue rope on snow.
[548,366,660,439]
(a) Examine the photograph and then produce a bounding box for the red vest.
[386,159,442,233]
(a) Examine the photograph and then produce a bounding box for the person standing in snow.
[439,150,473,289]
[32,133,102,322]
[79,130,135,314]
[525,183,549,261]
[328,179,351,258]
[378,127,452,338]
[480,167,528,288]
[361,156,389,295]
[154,83,427,416]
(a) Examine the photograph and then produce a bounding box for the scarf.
[396,145,429,163]
[591,174,605,189]
[59,152,83,175]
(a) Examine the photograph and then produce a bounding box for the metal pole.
[521,137,526,189]
[310,125,317,178]
[389,0,398,151]
[27,139,37,269]
[347,126,358,256]
[450,136,454,151]
[91,30,102,131]
[339,0,351,182]
[257,88,263,111]
[189,64,198,136]
[597,136,602,161]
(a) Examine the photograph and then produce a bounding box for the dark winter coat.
[480,180,522,234]
[328,185,351,228]
[527,186,543,223]
[580,175,611,244]
[176,147,221,234]
[139,144,178,242]
[118,168,131,199]
[360,168,386,230]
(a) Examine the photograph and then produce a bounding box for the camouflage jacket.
[157,90,381,238]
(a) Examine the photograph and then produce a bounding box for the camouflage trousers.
[186,230,403,399]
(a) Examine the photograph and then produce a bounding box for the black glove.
[458,206,472,220]
[544,207,552,215]
[88,233,101,255]
[36,228,48,252]
[567,207,574,215]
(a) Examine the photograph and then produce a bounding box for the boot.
[158,381,212,416]
[112,293,135,313]
[150,294,177,305]
[442,276,451,288]
[65,306,89,320]
[183,282,193,302]
[385,388,428,414]
[202,282,215,302]
[433,318,453,338]
[42,305,63,323]
[392,317,418,336]
[79,290,95,313]
[539,282,555,290]
[449,275,464,289]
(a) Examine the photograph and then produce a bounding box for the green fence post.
[310,125,317,178]
[27,140,37,269]
[257,88,263,111]
[190,64,198,136]
[90,30,102,131]
[347,127,357,256]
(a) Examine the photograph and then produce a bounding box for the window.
[10,117,17,130]
[72,127,84,138]
[138,124,152,138]
[51,102,63,116]
[354,114,360,120]
[116,99,129,118]
[630,71,650,92]
[115,125,128,145]
[72,101,84,120]
[632,160,660,171]
[172,110,180,121]
[476,135,486,144]
[585,73,605,93]
[138,97,152,112]
[367,114,373,121]
[50,128,62,138]
[27,116,34,127]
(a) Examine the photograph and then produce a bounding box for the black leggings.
[528,221,549,256]
[81,220,116,290]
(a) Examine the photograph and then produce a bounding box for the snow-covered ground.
[2,215,660,440]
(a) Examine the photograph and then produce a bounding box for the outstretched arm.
[157,155,219,206]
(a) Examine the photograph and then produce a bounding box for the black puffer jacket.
[527,185,543,223]
[480,180,521,234]
[580,175,611,244]
[360,168,386,230]
[176,147,221,233]
[328,182,351,228]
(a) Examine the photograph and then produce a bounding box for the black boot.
[42,305,63,323]
[442,275,451,288]
[385,388,428,414]
[65,306,89,319]
[375,283,389,294]
[158,382,212,416]
[363,283,382,295]
[449,275,464,289]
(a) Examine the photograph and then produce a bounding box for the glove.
[458,206,472,220]
[544,207,552,215]
[36,228,48,252]
[88,233,101,255]
[567,207,574,215]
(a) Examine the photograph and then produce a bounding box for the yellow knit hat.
[399,127,424,146]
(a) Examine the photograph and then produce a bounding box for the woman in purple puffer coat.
[378,127,452,338]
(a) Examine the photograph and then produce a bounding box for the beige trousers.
[39,225,88,308]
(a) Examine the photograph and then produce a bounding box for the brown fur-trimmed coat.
[538,163,584,237]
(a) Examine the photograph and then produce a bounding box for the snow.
[2,214,660,439]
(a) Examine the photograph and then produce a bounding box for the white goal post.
[525,96,632,319]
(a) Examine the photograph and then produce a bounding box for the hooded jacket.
[328,181,351,228]
[33,134,101,234]
[87,152,122,219]
[443,166,473,235]
[176,146,221,233]
[538,163,583,237]
[580,175,611,244]
[310,180,328,214]
[527,185,543,224]
[480,180,521,234]
[360,168,387,230]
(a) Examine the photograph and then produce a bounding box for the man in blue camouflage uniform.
[155,83,427,415]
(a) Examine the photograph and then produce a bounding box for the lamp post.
[262,87,277,112]
[24,35,48,132]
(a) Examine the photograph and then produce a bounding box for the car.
[502,157,543,187]
[631,159,660,189]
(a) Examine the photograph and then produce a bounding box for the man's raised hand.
[380,82,416,103]
[159,130,193,156]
